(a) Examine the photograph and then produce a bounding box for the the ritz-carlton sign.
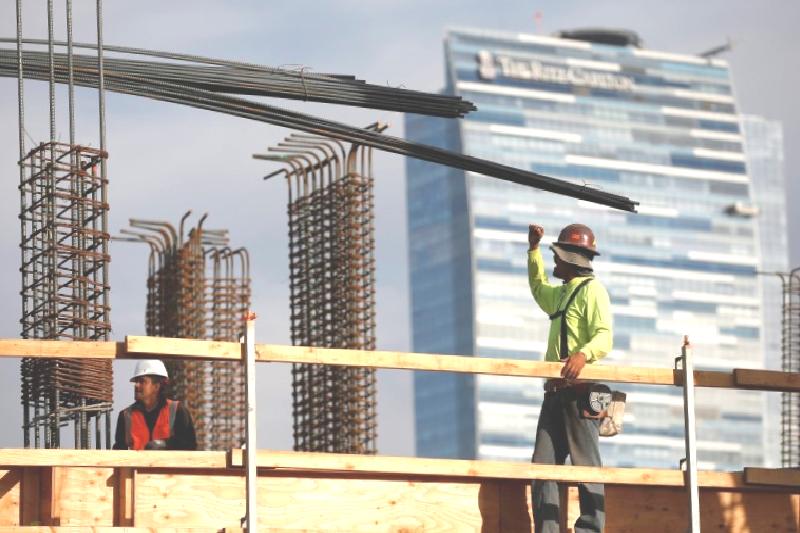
[477,50,635,92]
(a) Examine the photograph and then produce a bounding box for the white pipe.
[244,312,257,531]
[680,336,701,532]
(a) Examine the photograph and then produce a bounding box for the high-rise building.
[741,115,789,467]
[406,27,769,469]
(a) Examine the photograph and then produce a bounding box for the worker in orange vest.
[113,360,197,450]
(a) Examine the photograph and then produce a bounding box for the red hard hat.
[554,224,599,256]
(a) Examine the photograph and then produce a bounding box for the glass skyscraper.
[406,27,772,470]
[742,115,788,467]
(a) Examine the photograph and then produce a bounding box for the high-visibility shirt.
[527,248,613,363]
[123,399,179,450]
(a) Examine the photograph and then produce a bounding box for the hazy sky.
[0,1,797,455]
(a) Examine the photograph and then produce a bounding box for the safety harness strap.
[548,277,593,359]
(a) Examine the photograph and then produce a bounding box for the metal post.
[105,410,111,449]
[678,336,701,532]
[243,312,257,531]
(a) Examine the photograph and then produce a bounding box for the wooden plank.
[744,468,800,487]
[606,485,800,532]
[5,337,798,392]
[115,468,135,526]
[497,481,532,532]
[0,339,124,359]
[126,336,241,361]
[20,467,40,525]
[0,450,227,469]
[0,469,22,526]
[229,449,748,489]
[734,368,800,392]
[128,336,739,389]
[134,471,497,531]
[257,344,738,388]
[39,467,55,526]
[6,526,230,533]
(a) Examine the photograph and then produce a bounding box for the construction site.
[0,2,798,532]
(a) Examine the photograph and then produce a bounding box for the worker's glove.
[144,439,167,450]
[528,224,544,250]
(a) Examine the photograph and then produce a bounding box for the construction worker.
[113,360,197,451]
[527,223,612,533]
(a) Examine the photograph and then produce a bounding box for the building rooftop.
[555,28,643,47]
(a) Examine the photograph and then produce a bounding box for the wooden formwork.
[0,450,798,531]
[0,337,799,531]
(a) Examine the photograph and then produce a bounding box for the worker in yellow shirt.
[528,223,612,533]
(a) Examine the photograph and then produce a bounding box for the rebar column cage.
[116,215,251,451]
[260,125,381,454]
[19,142,113,449]
[781,268,800,467]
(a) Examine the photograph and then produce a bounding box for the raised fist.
[528,224,544,250]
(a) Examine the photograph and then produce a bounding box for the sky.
[0,1,797,455]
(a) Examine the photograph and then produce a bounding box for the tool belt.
[544,379,627,437]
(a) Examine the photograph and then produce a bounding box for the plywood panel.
[134,471,505,531]
[606,485,800,532]
[54,467,115,526]
[0,469,21,525]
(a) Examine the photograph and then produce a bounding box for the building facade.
[741,115,789,467]
[406,28,770,469]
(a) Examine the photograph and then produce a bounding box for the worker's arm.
[166,403,198,451]
[112,411,127,450]
[527,224,562,313]
[574,283,613,364]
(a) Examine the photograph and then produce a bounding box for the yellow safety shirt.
[527,248,613,363]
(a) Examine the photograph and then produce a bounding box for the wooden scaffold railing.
[0,335,798,531]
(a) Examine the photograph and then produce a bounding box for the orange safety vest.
[122,399,179,450]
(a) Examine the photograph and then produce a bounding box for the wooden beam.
[127,336,738,388]
[744,468,800,487]
[20,467,41,525]
[228,449,749,489]
[115,468,135,526]
[0,450,227,469]
[0,339,124,359]
[125,336,241,361]
[2,525,230,533]
[734,369,800,392]
[2,336,798,392]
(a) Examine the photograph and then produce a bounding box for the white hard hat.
[131,359,169,382]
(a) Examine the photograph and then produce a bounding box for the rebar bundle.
[780,269,800,467]
[19,143,113,449]
[0,40,638,212]
[256,127,380,454]
[116,214,250,451]
[0,44,475,119]
[17,1,113,450]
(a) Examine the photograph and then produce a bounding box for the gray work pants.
[531,388,605,533]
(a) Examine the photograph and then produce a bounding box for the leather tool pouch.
[577,383,627,437]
